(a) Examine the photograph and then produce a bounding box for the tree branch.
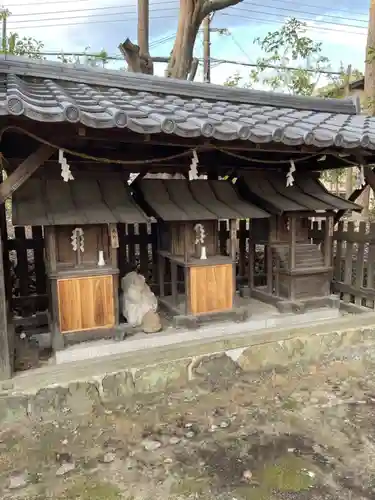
[201,0,242,20]
[188,58,199,81]
[119,38,153,74]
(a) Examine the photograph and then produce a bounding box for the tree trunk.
[166,0,201,79]
[166,0,242,79]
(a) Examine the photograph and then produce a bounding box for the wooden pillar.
[229,219,237,302]
[324,215,334,268]
[289,215,297,301]
[0,230,11,380]
[267,217,276,294]
[289,215,296,271]
[248,220,254,290]
[183,223,190,314]
[0,170,10,303]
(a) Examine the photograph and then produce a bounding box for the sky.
[2,0,370,89]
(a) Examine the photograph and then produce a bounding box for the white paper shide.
[194,223,207,260]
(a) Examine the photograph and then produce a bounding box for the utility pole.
[137,0,149,57]
[203,15,211,83]
[344,64,353,200]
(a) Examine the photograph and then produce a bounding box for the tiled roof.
[12,178,148,226]
[136,179,269,221]
[0,56,374,149]
[239,172,362,214]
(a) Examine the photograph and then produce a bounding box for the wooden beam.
[0,145,55,204]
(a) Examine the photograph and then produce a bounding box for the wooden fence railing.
[309,220,375,309]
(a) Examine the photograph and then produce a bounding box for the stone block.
[238,338,306,372]
[29,386,70,421]
[0,394,28,425]
[65,381,101,415]
[134,358,190,394]
[101,371,134,402]
[191,353,241,385]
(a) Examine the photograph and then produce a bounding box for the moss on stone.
[170,476,211,496]
[234,455,315,499]
[281,398,299,410]
[259,455,315,491]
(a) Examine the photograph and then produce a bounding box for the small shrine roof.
[12,177,148,226]
[0,56,374,149]
[136,178,269,221]
[239,171,362,214]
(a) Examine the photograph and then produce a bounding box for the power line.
[219,13,366,36]
[4,0,369,21]
[255,0,367,17]
[1,0,367,37]
[228,33,252,63]
[6,0,369,26]
[9,6,178,24]
[7,13,366,37]
[7,14,177,30]
[231,4,367,28]
[37,49,345,75]
[6,3,369,30]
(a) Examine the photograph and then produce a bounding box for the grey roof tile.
[1,56,375,149]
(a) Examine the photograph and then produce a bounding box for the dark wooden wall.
[6,218,375,318]
[5,220,255,317]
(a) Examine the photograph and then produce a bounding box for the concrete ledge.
[1,312,375,425]
[54,306,340,365]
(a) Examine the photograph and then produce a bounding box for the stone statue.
[121,271,162,333]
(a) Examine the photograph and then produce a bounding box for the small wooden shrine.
[133,178,269,323]
[236,171,362,308]
[12,174,148,349]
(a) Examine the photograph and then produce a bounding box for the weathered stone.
[121,271,159,328]
[29,386,70,421]
[101,371,134,403]
[102,452,116,463]
[0,395,28,425]
[220,421,230,428]
[142,310,162,334]
[192,354,241,384]
[238,338,307,372]
[65,381,100,415]
[242,470,253,482]
[142,439,161,451]
[134,359,190,394]
[56,462,75,476]
[169,436,180,445]
[8,472,29,490]
[1,381,14,391]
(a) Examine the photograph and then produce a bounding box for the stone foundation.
[2,313,375,425]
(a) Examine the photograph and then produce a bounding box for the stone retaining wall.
[1,318,375,426]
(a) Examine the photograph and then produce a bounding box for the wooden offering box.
[45,223,118,336]
[134,178,269,321]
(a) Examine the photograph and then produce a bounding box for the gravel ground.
[1,356,375,499]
